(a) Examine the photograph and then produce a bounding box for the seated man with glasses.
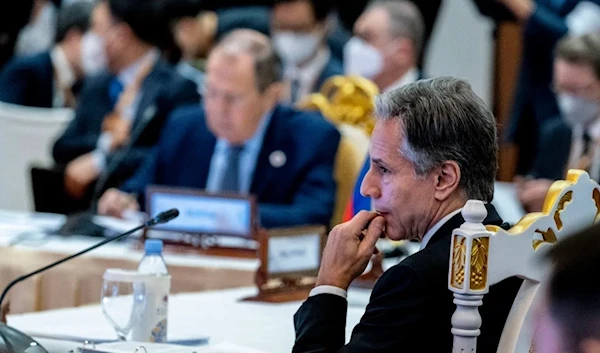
[97,29,341,229]
[516,32,600,212]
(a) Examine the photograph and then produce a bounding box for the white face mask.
[558,93,600,127]
[343,37,383,79]
[81,32,108,75]
[273,31,321,65]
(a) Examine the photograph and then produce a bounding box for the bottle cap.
[144,239,163,255]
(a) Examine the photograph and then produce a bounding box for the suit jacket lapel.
[131,60,163,128]
[427,204,503,248]
[250,106,285,197]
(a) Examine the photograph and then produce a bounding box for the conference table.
[7,286,372,353]
[0,210,258,314]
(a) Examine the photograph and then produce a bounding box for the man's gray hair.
[368,0,425,58]
[375,77,498,202]
[213,29,283,92]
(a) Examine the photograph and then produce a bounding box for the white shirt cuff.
[309,285,347,299]
[91,149,107,172]
[97,132,113,154]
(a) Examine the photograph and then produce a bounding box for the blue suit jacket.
[121,104,341,228]
[0,51,54,107]
[528,116,572,180]
[52,59,200,189]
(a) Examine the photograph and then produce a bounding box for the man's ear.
[433,161,461,202]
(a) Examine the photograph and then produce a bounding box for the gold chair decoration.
[449,169,600,353]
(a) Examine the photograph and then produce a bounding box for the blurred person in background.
[97,30,341,229]
[473,0,600,176]
[15,0,58,57]
[343,0,426,220]
[271,0,343,103]
[161,0,271,94]
[32,0,199,215]
[0,0,35,70]
[517,32,600,212]
[535,221,600,353]
[0,1,94,108]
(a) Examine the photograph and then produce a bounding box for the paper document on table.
[83,342,268,353]
[491,182,527,226]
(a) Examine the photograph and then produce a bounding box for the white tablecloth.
[8,287,372,353]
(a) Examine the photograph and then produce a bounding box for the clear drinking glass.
[101,269,146,341]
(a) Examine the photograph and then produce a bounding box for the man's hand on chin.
[316,211,387,291]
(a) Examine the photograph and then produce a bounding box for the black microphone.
[0,208,179,309]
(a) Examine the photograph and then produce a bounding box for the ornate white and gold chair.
[296,75,378,227]
[449,169,600,352]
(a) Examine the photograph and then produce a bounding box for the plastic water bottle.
[131,239,170,343]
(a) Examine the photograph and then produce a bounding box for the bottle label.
[131,276,170,343]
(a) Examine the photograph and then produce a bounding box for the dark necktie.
[108,78,124,109]
[290,79,300,103]
[220,145,244,192]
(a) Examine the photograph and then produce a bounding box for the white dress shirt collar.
[419,207,463,250]
[50,46,76,89]
[285,47,331,100]
[383,67,419,93]
[117,48,160,87]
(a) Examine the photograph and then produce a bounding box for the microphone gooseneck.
[0,208,179,308]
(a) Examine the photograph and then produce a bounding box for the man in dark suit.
[271,0,343,103]
[293,77,522,352]
[97,29,340,229]
[0,1,93,108]
[517,32,600,212]
[34,0,199,215]
[473,0,600,175]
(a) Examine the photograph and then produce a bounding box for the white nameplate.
[268,232,321,274]
[147,187,254,237]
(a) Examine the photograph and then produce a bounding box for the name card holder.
[140,185,259,258]
[242,225,327,303]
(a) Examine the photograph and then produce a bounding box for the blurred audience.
[32,0,199,215]
[161,0,271,93]
[97,29,341,229]
[343,0,425,220]
[517,32,600,212]
[272,0,343,103]
[473,0,600,175]
[535,221,600,353]
[0,0,34,70]
[0,1,93,108]
[15,0,58,57]
[344,0,424,92]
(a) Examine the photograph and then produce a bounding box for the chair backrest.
[449,169,600,353]
[296,75,377,226]
[0,102,74,211]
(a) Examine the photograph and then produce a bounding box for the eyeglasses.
[201,84,250,107]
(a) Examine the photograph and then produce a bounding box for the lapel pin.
[269,150,287,168]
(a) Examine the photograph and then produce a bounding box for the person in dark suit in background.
[271,0,343,103]
[472,0,600,175]
[97,29,340,229]
[517,33,600,212]
[0,1,93,108]
[0,0,34,71]
[34,0,199,215]
[293,77,521,352]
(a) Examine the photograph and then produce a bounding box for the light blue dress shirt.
[206,110,274,194]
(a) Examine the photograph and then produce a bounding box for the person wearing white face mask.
[271,0,343,103]
[343,0,424,93]
[516,32,600,213]
[0,1,93,108]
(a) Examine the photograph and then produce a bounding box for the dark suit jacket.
[529,116,572,180]
[293,204,522,352]
[121,104,341,228]
[52,59,200,190]
[313,56,344,93]
[0,51,54,108]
